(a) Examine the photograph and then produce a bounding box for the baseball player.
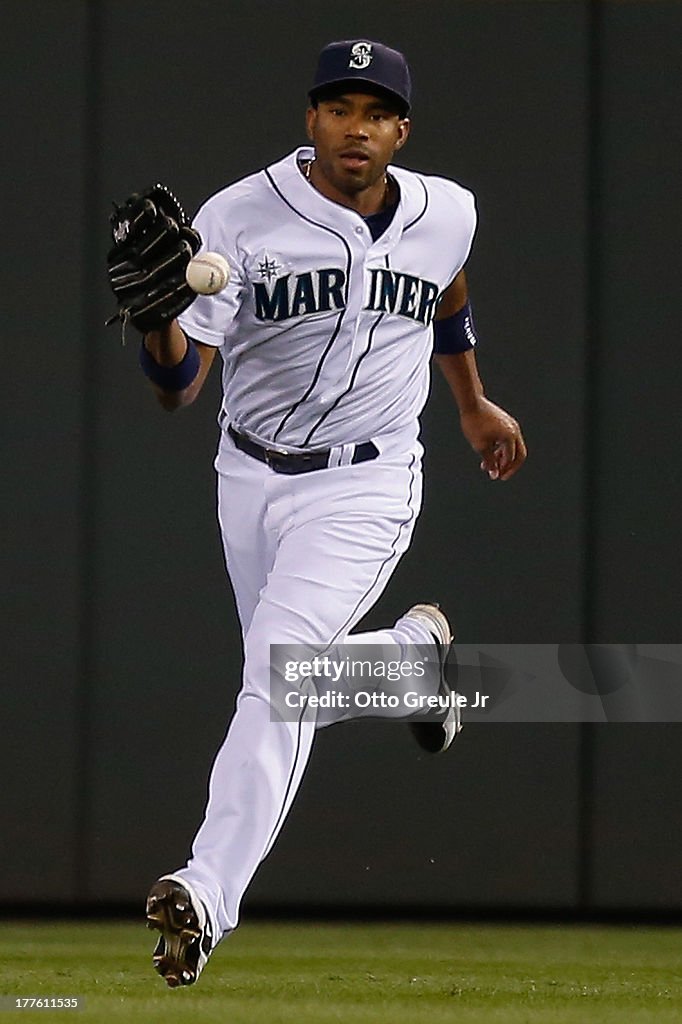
[106,39,526,987]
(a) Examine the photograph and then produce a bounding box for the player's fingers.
[499,432,528,481]
[479,446,501,480]
[486,441,512,480]
[496,438,516,473]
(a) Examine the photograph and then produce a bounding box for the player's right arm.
[142,193,245,409]
[105,183,239,412]
[143,321,217,411]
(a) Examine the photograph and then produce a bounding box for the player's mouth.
[338,148,371,171]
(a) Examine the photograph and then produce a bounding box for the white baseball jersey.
[178,146,476,457]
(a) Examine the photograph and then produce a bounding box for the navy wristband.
[433,301,478,354]
[139,336,201,391]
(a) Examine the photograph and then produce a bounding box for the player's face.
[306,92,410,199]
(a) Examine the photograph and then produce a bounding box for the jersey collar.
[264,148,427,253]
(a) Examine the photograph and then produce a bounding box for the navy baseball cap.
[309,40,411,116]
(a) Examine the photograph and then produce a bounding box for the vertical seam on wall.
[74,0,101,902]
[578,0,604,913]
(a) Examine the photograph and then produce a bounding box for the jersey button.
[354,226,363,235]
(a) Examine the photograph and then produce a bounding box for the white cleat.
[405,603,462,753]
[146,874,215,987]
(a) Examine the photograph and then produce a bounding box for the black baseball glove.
[106,183,202,334]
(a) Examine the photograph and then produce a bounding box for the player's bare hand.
[460,398,527,481]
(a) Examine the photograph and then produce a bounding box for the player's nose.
[344,117,369,140]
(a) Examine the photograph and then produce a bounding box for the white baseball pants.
[173,434,437,939]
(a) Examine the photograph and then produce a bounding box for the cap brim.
[309,77,410,115]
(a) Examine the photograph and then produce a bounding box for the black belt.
[228,425,378,475]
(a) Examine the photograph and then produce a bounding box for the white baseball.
[186,252,231,295]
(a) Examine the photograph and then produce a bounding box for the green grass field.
[0,920,681,1023]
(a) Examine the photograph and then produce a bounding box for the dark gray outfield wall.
[2,1,680,913]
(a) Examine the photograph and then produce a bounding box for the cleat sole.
[146,880,202,987]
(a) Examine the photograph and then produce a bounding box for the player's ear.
[394,117,411,150]
[305,106,316,142]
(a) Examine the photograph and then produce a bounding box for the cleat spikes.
[145,876,214,988]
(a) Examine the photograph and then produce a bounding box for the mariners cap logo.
[349,42,373,69]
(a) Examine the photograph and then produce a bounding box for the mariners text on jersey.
[254,266,440,325]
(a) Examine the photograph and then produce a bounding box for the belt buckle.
[264,447,292,472]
